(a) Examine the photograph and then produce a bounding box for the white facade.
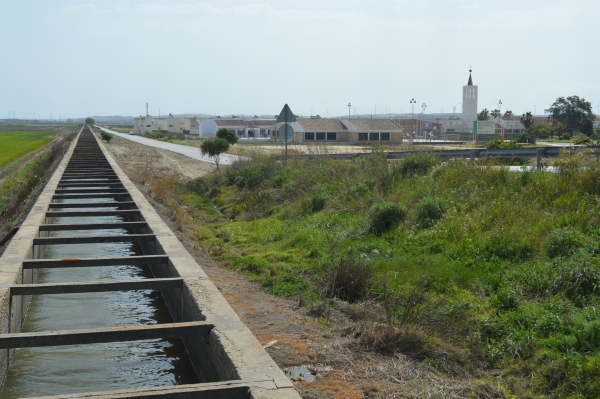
[133,116,200,135]
[462,71,478,133]
[199,119,276,138]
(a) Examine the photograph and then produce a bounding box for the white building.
[462,69,478,132]
[133,116,200,135]
[199,118,276,138]
[439,70,478,135]
[439,69,527,137]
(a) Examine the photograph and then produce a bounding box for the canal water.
[0,198,199,398]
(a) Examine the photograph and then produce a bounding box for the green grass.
[150,150,600,397]
[0,135,73,216]
[0,131,61,168]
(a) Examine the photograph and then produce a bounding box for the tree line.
[477,95,597,138]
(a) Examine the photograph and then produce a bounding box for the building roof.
[214,119,248,127]
[468,72,473,86]
[247,120,276,128]
[347,119,401,131]
[296,118,348,131]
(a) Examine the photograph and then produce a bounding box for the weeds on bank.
[145,149,600,397]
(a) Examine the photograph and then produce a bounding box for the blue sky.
[1,0,598,119]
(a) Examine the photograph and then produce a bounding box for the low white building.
[133,116,200,135]
[199,118,276,138]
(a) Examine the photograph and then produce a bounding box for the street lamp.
[498,99,503,135]
[421,103,427,140]
[410,98,416,143]
[348,103,351,119]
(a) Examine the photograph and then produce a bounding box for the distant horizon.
[1,111,562,125]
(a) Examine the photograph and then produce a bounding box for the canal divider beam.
[0,126,301,399]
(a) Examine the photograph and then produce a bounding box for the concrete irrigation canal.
[0,126,300,398]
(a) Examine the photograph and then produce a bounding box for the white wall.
[462,85,478,132]
[199,119,217,136]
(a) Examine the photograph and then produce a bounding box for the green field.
[142,150,600,397]
[0,131,61,168]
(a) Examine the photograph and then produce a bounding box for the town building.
[133,116,200,135]
[199,118,276,138]
[269,116,404,144]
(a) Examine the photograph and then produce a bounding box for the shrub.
[323,257,373,302]
[544,227,585,258]
[572,317,600,352]
[305,195,326,213]
[398,153,437,176]
[552,255,600,302]
[229,159,278,189]
[574,133,591,144]
[517,132,533,143]
[487,138,502,149]
[369,202,407,236]
[491,288,521,311]
[145,131,165,140]
[354,325,427,356]
[415,197,446,228]
[561,133,571,140]
[100,131,113,143]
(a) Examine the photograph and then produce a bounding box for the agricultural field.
[0,130,62,168]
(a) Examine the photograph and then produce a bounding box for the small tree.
[85,117,95,125]
[520,112,535,131]
[200,138,230,169]
[216,128,239,145]
[477,109,490,121]
[490,109,502,119]
[504,110,514,117]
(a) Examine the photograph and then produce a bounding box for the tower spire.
[468,66,473,86]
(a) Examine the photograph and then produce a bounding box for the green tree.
[216,128,239,145]
[520,112,535,131]
[545,96,596,136]
[504,110,514,117]
[85,117,95,125]
[200,138,230,169]
[477,108,490,121]
[490,109,502,119]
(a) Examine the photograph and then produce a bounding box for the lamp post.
[348,103,351,119]
[498,100,503,135]
[421,103,427,140]
[410,98,416,143]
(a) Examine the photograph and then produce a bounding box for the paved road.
[96,127,244,165]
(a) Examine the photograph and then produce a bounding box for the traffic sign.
[276,104,297,123]
[278,124,294,140]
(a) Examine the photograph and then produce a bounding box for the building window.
[326,132,337,141]
[358,133,368,141]
[369,132,380,141]
[316,132,326,140]
[146,125,151,127]
[169,125,174,127]
[305,132,315,140]
[381,133,390,141]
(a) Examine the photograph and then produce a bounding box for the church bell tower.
[462,68,478,132]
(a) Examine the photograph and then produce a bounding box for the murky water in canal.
[0,198,199,398]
